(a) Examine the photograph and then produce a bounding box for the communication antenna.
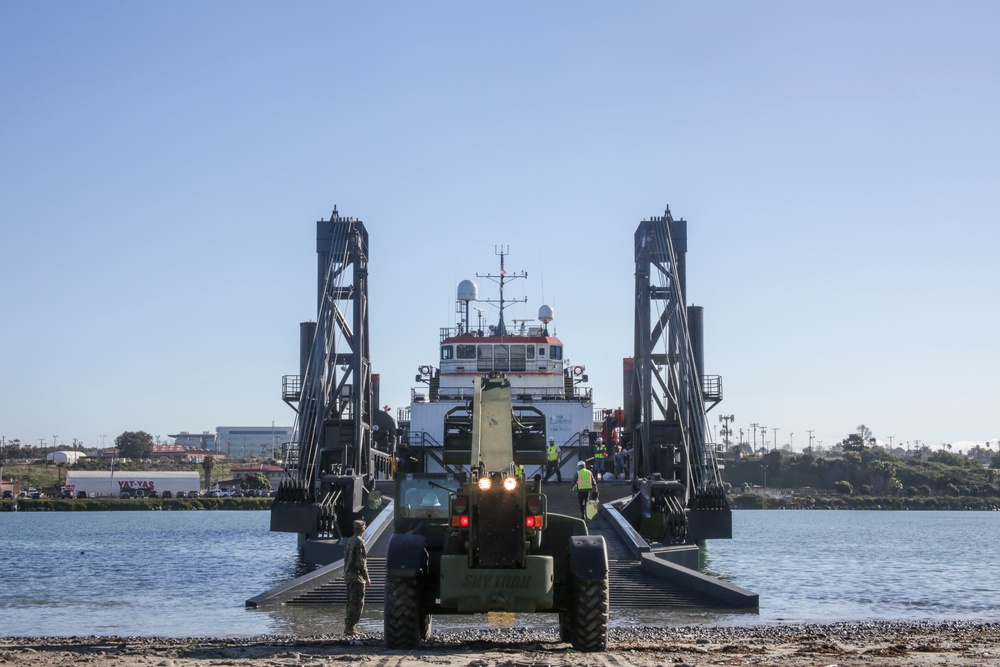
[477,246,527,337]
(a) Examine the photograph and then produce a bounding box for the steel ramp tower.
[625,207,731,546]
[271,208,377,548]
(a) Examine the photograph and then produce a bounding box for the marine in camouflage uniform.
[343,519,371,635]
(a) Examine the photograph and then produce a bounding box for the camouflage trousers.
[345,580,366,630]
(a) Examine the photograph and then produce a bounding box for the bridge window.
[510,345,526,371]
[441,345,454,360]
[538,346,546,358]
[526,345,535,360]
[477,345,493,371]
[494,344,510,371]
[550,345,563,360]
[457,344,476,360]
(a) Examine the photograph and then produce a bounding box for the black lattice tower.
[628,207,731,543]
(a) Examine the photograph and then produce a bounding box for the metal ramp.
[250,483,755,610]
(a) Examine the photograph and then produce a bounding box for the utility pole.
[718,414,735,449]
[750,423,759,454]
[807,430,814,452]
[790,432,794,451]
[759,426,768,453]
[53,435,58,452]
[888,435,894,449]
[772,427,779,453]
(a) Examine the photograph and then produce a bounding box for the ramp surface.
[251,481,745,609]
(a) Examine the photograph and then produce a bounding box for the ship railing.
[281,375,301,401]
[438,326,545,341]
[372,448,394,480]
[410,385,592,402]
[405,430,443,449]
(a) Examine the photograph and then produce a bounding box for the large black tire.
[384,576,423,649]
[570,577,609,652]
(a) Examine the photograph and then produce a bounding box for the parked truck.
[384,372,609,651]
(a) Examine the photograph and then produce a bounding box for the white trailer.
[66,471,201,498]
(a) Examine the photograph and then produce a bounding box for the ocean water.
[1,509,998,637]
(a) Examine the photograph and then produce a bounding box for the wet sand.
[3,622,1000,666]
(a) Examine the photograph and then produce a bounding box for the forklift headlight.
[478,476,492,490]
[503,476,517,491]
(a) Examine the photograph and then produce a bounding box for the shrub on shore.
[728,492,1000,511]
[3,497,273,512]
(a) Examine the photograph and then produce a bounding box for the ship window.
[550,345,563,360]
[457,344,476,359]
[441,345,454,361]
[477,345,493,372]
[510,345,526,371]
[538,347,546,358]
[526,345,535,360]
[494,344,510,371]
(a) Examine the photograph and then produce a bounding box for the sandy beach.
[3,622,1000,667]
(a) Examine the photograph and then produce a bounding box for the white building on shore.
[46,450,88,464]
[66,471,201,498]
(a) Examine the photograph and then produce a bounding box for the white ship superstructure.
[402,250,595,476]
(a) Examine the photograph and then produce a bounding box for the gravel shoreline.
[3,622,1000,666]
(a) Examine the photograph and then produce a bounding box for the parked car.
[76,491,88,499]
[2,490,13,499]
[175,491,186,498]
[187,490,200,498]
[161,490,172,499]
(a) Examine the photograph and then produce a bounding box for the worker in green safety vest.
[593,437,607,476]
[571,461,596,520]
[544,438,562,482]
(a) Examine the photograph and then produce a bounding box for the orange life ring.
[573,365,584,377]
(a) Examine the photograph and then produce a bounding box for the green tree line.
[723,426,1000,499]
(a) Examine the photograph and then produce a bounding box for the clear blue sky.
[2,2,997,454]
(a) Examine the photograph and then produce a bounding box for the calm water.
[1,509,998,637]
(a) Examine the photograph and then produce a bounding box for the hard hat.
[596,437,603,443]
[549,438,555,442]
[577,461,585,467]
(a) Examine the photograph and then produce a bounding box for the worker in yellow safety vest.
[593,437,607,476]
[571,461,596,520]
[544,438,562,482]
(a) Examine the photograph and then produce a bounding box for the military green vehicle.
[384,373,609,651]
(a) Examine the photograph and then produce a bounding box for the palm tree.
[202,455,216,491]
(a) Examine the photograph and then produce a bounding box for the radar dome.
[457,280,478,302]
[538,305,554,324]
